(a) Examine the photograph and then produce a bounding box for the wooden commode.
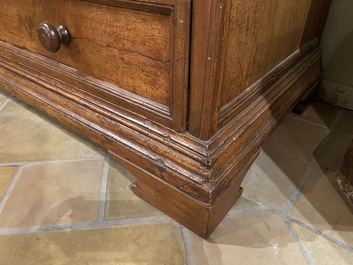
[0,0,331,238]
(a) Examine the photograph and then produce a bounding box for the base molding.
[0,39,322,238]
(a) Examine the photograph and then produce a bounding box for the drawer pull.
[37,22,70,53]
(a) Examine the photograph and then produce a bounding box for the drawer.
[0,0,190,129]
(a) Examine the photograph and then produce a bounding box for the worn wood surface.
[0,0,190,130]
[188,0,332,139]
[0,0,332,238]
[220,0,310,107]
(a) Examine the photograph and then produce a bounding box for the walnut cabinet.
[0,0,331,238]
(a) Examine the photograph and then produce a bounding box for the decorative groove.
[0,44,172,120]
[82,0,173,15]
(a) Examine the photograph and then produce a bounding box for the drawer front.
[0,0,190,129]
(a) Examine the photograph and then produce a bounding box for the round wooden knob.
[37,22,70,53]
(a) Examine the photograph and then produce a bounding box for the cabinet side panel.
[219,0,312,108]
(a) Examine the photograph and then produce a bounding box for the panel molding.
[0,41,322,203]
[0,0,190,131]
[218,39,320,128]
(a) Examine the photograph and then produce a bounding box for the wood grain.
[219,0,315,108]
[0,0,332,238]
[0,0,190,130]
[1,0,169,104]
[0,40,323,213]
[188,0,332,139]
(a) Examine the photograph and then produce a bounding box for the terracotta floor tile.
[0,100,103,163]
[242,149,307,209]
[0,166,17,200]
[0,160,104,228]
[186,212,307,265]
[291,167,353,247]
[0,222,185,265]
[294,224,353,265]
[263,116,329,161]
[105,160,163,220]
[290,102,340,128]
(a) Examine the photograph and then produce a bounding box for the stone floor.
[0,87,353,265]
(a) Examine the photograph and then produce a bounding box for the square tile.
[0,100,103,163]
[186,212,307,265]
[242,149,307,209]
[104,160,162,220]
[0,160,104,228]
[0,222,185,265]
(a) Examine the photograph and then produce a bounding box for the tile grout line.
[280,159,316,264]
[222,195,315,265]
[284,163,314,214]
[241,156,317,265]
[0,165,25,215]
[288,113,333,130]
[97,156,110,221]
[0,215,173,236]
[0,157,104,167]
[227,191,279,216]
[241,193,277,210]
[228,206,269,215]
[0,97,12,113]
[282,215,315,265]
[180,226,193,265]
[292,218,353,253]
